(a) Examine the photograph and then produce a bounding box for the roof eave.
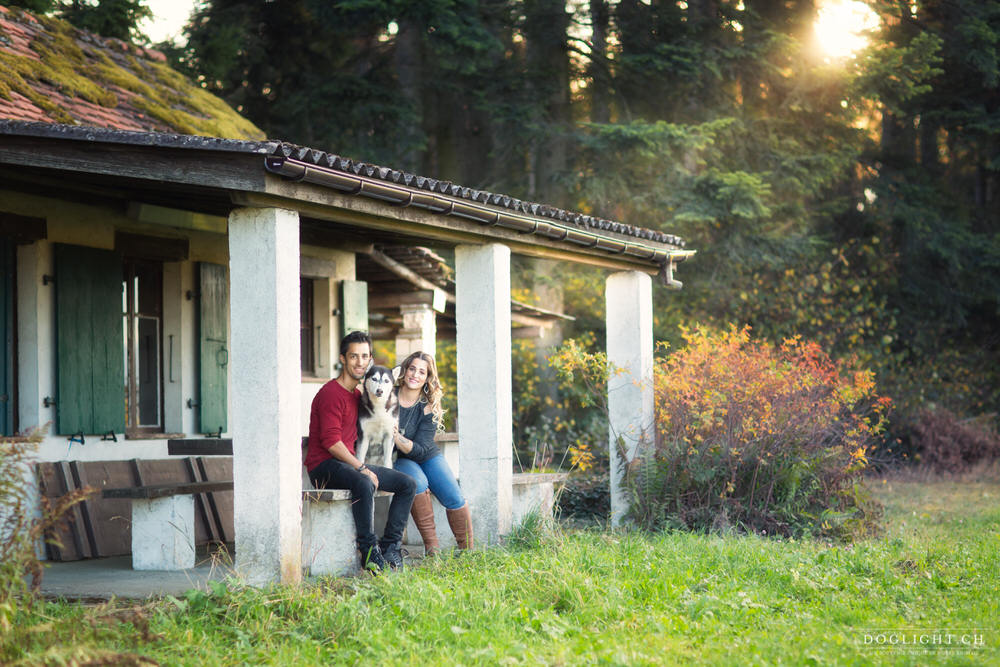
[264,155,684,272]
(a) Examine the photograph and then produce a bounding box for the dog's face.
[363,366,395,401]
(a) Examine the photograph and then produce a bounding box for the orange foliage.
[639,325,887,539]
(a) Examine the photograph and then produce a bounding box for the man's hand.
[363,467,379,490]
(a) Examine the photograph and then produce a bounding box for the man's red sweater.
[304,379,360,472]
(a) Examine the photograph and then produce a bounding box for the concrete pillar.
[228,207,302,585]
[455,244,513,543]
[395,302,436,364]
[606,271,655,527]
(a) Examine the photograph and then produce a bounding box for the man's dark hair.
[340,330,372,357]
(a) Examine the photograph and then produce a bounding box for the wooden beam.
[168,438,234,456]
[128,202,227,234]
[116,230,190,261]
[0,138,266,191]
[0,212,47,242]
[366,248,453,310]
[512,326,543,339]
[369,290,436,309]
[101,480,234,500]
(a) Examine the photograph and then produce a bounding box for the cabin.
[0,6,693,584]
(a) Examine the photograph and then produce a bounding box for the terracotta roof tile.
[0,7,263,140]
[0,91,49,122]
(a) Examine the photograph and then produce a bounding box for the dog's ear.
[365,357,375,374]
[391,365,402,382]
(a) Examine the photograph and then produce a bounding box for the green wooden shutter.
[0,239,14,435]
[198,262,228,435]
[340,279,368,336]
[55,244,125,435]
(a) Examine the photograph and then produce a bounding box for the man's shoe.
[381,542,406,570]
[361,544,388,574]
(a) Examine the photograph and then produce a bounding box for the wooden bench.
[102,480,234,570]
[36,457,234,564]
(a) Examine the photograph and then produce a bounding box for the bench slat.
[102,480,234,500]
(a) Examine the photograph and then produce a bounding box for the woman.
[392,351,472,554]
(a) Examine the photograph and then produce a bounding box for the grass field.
[4,471,999,665]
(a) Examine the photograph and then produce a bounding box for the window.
[123,259,163,434]
[55,238,208,438]
[301,277,315,375]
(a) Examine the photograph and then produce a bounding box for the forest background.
[9,0,999,474]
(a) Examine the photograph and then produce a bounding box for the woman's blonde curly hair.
[395,351,445,430]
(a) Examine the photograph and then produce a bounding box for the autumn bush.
[634,326,887,540]
[505,334,609,473]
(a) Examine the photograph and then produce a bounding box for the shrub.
[513,334,610,473]
[1,427,93,630]
[638,326,887,540]
[903,407,1000,473]
[555,470,610,524]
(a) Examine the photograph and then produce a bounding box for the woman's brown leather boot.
[446,503,474,550]
[410,490,440,556]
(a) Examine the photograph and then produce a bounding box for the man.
[304,330,416,571]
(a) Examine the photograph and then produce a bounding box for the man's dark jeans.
[309,459,416,551]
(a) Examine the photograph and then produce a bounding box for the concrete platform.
[31,545,428,601]
[33,550,234,602]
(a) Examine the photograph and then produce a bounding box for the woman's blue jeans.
[394,455,465,510]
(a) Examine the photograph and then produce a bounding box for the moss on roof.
[0,7,264,140]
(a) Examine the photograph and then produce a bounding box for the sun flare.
[814,0,879,60]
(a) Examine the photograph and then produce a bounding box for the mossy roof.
[0,5,263,140]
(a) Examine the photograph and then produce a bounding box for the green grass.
[4,474,999,665]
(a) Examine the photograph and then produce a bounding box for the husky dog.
[356,365,399,469]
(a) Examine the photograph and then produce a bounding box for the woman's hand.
[393,427,414,454]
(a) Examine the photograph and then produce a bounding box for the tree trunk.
[394,20,423,174]
[524,0,572,204]
[590,0,611,124]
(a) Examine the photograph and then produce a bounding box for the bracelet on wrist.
[356,463,367,472]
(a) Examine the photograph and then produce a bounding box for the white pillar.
[606,271,654,527]
[395,302,436,364]
[229,207,302,585]
[455,244,512,543]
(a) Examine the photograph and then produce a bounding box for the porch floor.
[35,550,232,602]
[33,545,428,601]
